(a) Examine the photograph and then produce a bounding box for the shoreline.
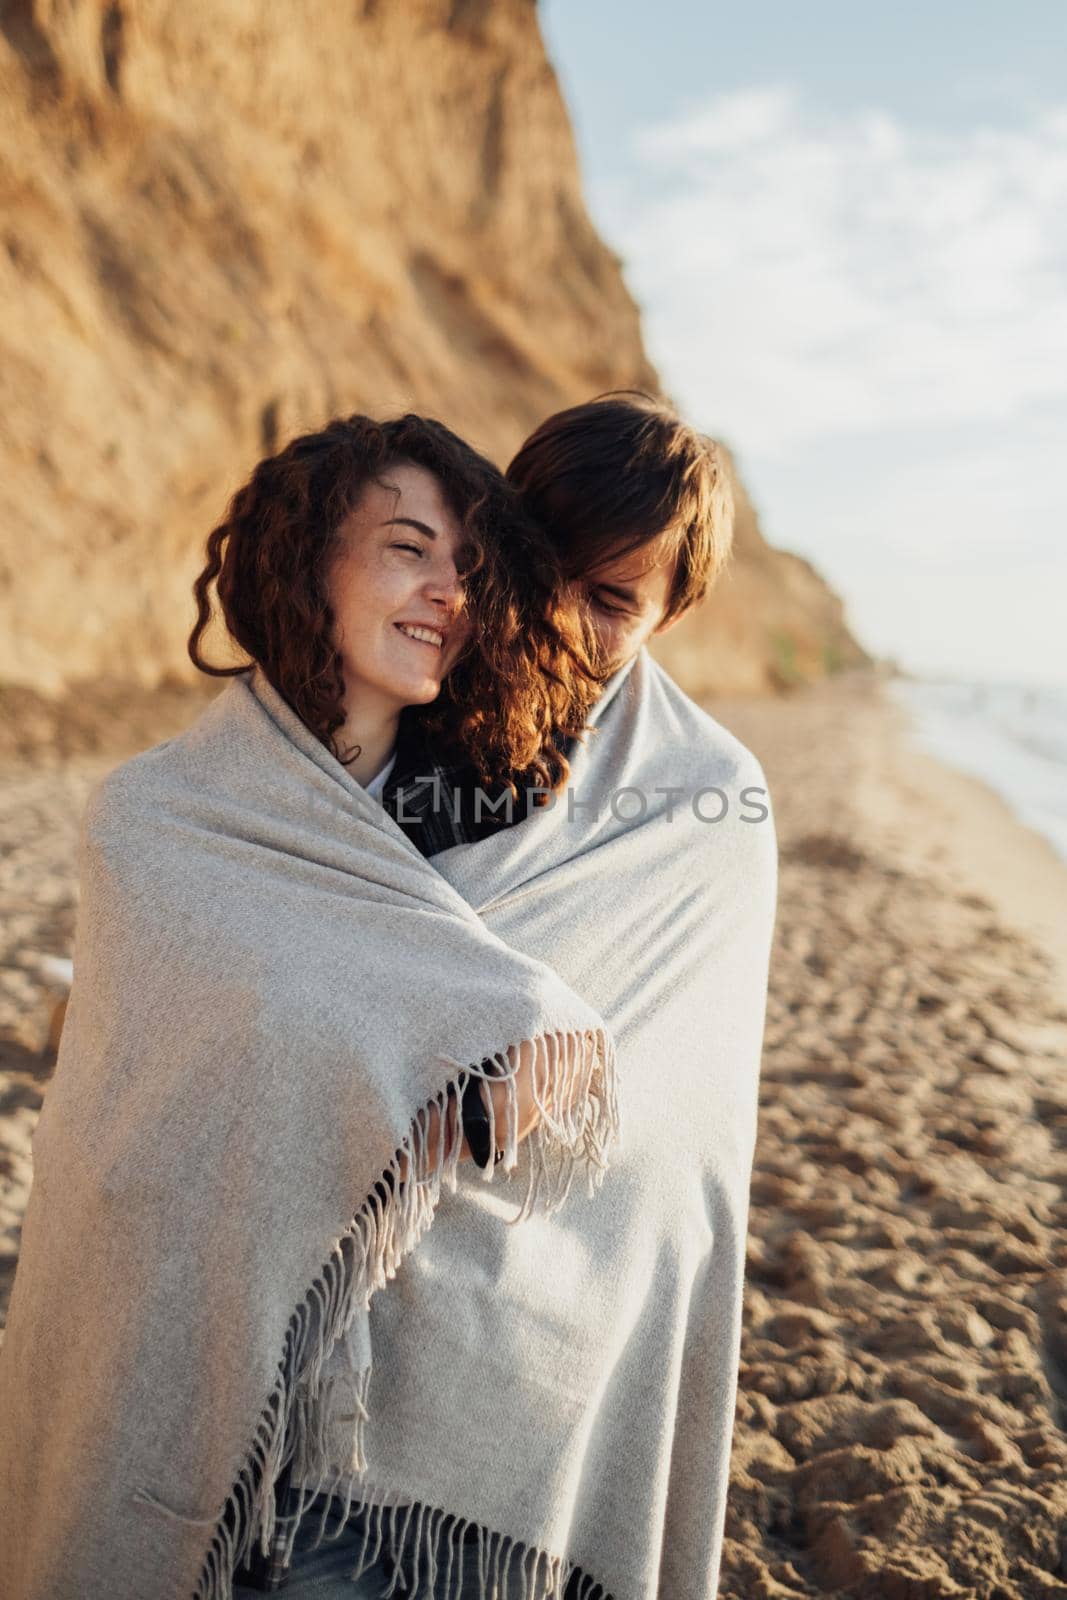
[708,668,1067,1002]
[871,682,1067,1000]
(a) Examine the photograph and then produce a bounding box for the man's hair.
[506,392,734,624]
[187,413,599,793]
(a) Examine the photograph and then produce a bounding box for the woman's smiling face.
[325,461,473,718]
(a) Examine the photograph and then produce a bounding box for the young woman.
[188,413,600,1183]
[192,414,607,1597]
[0,414,621,1600]
[188,411,594,820]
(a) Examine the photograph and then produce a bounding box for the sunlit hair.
[188,413,599,792]
[506,391,734,623]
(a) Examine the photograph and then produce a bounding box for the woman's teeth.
[396,624,444,649]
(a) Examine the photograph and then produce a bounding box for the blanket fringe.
[193,1024,619,1598]
[280,1471,612,1600]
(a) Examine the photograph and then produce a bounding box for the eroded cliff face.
[0,0,865,696]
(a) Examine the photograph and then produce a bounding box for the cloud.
[604,88,1067,455]
[586,88,1067,682]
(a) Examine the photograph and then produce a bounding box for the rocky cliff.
[0,0,866,697]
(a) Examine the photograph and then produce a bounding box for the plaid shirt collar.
[377,707,489,857]
[378,707,577,859]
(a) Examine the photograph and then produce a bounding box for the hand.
[393,1041,544,1182]
[393,1093,460,1185]
[461,1039,547,1163]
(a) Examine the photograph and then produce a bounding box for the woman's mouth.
[395,622,444,651]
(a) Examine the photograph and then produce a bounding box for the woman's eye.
[392,542,425,557]
[593,595,624,616]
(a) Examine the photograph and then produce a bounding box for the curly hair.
[187,413,599,793]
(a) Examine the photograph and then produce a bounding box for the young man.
[378,391,734,849]
[507,390,733,678]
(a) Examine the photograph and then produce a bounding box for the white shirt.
[363,749,397,801]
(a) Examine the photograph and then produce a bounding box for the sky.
[540,1,1067,687]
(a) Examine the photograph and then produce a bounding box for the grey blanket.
[0,648,777,1600]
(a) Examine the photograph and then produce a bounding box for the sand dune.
[2,668,1066,1598]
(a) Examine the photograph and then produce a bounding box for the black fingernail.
[468,1119,491,1168]
[461,1075,492,1169]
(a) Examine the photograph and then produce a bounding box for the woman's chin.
[395,676,444,706]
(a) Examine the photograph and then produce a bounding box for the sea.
[887,676,1067,867]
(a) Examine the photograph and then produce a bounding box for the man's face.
[577,530,680,676]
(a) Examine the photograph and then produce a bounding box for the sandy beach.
[712,672,1067,1600]
[2,668,1066,1597]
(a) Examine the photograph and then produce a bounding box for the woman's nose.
[425,563,464,615]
